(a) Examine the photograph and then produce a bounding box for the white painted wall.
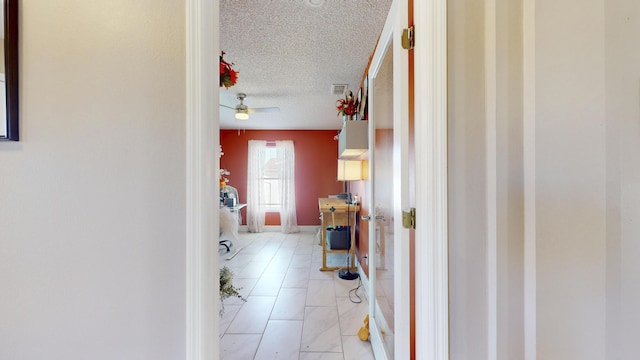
[535,0,607,358]
[605,1,640,359]
[532,1,640,358]
[0,2,186,359]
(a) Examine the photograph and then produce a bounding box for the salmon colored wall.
[220,130,343,226]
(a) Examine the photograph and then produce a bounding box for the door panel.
[366,0,411,358]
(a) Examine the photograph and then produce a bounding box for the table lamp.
[337,159,362,202]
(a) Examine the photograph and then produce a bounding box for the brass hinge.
[402,208,416,229]
[401,26,415,50]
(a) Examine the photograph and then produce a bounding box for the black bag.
[326,226,350,250]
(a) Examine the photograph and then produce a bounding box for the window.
[247,140,299,233]
[259,146,284,210]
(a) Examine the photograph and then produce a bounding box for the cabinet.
[338,120,368,158]
[318,198,359,271]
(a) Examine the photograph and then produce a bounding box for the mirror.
[0,0,18,141]
[369,35,395,358]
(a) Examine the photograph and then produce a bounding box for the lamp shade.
[337,159,362,181]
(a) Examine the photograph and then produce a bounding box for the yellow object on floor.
[358,314,370,341]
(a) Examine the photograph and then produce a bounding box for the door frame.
[184,0,448,359]
[413,0,449,359]
[186,1,219,359]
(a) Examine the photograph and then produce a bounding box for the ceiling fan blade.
[247,107,280,114]
[220,104,236,110]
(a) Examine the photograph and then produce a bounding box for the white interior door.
[365,0,410,358]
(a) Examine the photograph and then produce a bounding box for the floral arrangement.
[220,266,246,314]
[219,168,230,188]
[220,51,239,89]
[219,145,230,188]
[336,89,358,117]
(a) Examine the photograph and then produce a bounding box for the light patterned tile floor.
[220,231,374,360]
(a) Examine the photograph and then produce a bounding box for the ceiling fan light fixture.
[220,92,279,120]
[235,111,249,120]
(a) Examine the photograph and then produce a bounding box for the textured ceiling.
[219,0,393,130]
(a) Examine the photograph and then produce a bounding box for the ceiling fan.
[220,93,280,120]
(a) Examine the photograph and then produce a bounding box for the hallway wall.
[0,1,187,359]
[534,0,607,357]
[604,0,640,358]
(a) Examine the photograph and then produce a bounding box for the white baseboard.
[297,226,320,232]
[238,225,319,233]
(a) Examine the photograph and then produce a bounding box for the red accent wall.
[220,130,343,225]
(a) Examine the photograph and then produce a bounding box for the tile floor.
[219,230,375,360]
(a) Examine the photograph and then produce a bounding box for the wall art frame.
[0,0,19,141]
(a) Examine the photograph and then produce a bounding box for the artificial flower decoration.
[219,168,230,188]
[220,51,239,89]
[336,89,358,117]
[219,146,230,188]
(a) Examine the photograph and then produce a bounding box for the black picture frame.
[0,0,18,141]
[355,87,362,120]
[359,75,368,120]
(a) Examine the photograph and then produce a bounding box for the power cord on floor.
[349,276,363,303]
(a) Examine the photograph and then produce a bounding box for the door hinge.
[402,208,416,229]
[401,26,415,50]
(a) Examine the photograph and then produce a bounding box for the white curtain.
[246,140,299,233]
[247,140,266,232]
[278,140,299,233]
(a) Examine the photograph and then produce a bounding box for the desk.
[318,198,359,271]
[227,202,246,210]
